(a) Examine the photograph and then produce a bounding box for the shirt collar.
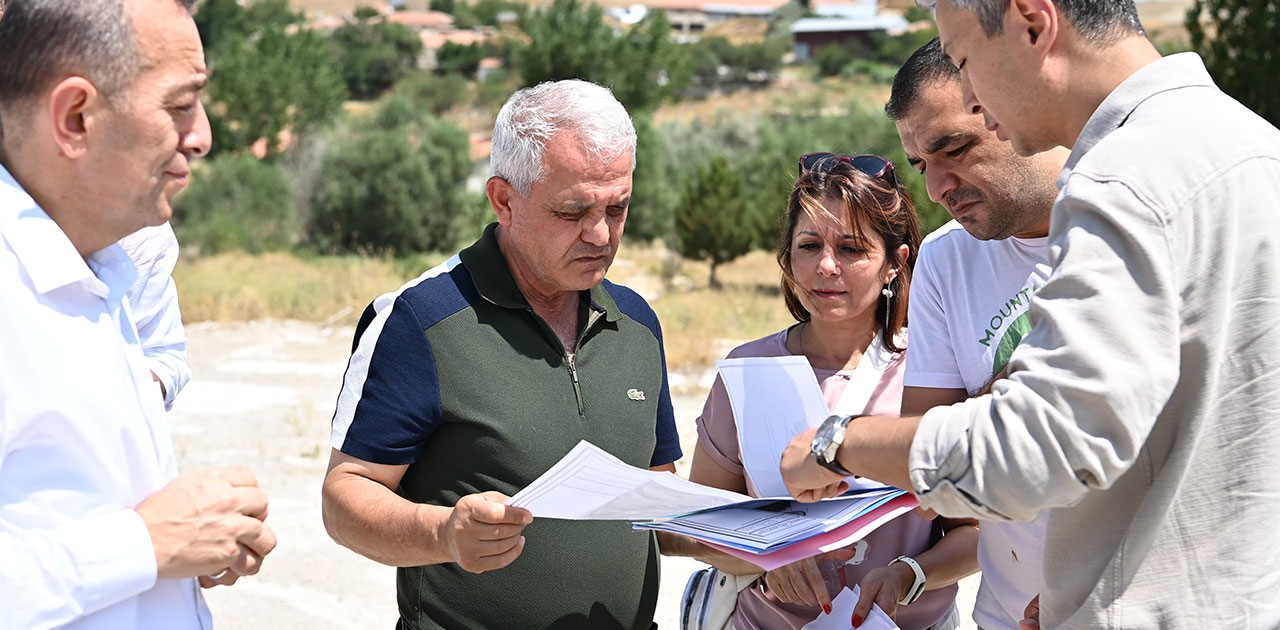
[1058,52,1216,189]
[459,222,622,323]
[0,162,137,300]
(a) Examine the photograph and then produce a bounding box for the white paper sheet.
[716,356,830,498]
[802,585,899,630]
[506,440,751,520]
[718,355,892,496]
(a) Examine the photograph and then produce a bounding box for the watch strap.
[889,555,926,605]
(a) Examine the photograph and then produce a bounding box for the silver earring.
[881,284,894,299]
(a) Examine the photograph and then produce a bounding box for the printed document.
[506,440,750,520]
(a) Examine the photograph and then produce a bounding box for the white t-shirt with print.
[905,220,1051,630]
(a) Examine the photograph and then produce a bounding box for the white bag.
[678,566,763,630]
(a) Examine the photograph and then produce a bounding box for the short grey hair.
[0,0,197,136]
[917,0,1143,42]
[490,80,637,196]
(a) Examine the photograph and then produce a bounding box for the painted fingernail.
[823,604,832,614]
[852,615,863,627]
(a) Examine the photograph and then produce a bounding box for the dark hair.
[0,0,196,135]
[885,37,958,121]
[917,0,1144,42]
[777,160,922,354]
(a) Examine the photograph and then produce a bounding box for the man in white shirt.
[0,1,277,628]
[120,223,190,410]
[781,0,1280,628]
[883,37,1069,630]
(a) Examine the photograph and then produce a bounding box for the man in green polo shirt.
[321,80,682,630]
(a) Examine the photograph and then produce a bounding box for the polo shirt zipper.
[566,352,585,417]
[528,305,605,418]
[565,308,605,418]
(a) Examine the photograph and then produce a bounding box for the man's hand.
[135,467,276,584]
[764,548,856,613]
[850,561,914,626]
[1020,594,1040,629]
[780,428,848,502]
[438,491,532,573]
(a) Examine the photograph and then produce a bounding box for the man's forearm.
[656,532,764,576]
[836,415,923,491]
[321,473,452,567]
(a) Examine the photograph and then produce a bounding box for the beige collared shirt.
[908,53,1280,629]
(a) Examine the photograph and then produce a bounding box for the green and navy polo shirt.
[330,223,681,630]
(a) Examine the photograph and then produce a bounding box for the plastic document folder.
[508,441,917,567]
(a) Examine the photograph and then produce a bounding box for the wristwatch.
[889,555,927,605]
[810,414,856,476]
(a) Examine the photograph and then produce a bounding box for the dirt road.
[175,320,977,629]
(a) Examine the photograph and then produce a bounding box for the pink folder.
[703,493,920,571]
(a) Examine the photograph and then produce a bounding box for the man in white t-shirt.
[884,38,1067,630]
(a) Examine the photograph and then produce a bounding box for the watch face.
[811,415,841,463]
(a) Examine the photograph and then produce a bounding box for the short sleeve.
[904,240,967,390]
[693,374,744,475]
[330,296,443,465]
[649,319,682,467]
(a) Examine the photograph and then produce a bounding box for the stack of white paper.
[506,440,754,520]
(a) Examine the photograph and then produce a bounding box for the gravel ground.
[174,319,978,629]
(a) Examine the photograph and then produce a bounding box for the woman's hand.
[849,561,914,626]
[763,548,856,614]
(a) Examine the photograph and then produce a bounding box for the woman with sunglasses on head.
[672,155,978,630]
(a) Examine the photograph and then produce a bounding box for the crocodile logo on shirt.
[627,388,646,401]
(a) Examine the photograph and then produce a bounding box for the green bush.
[331,17,424,99]
[310,97,472,254]
[173,154,297,254]
[815,42,861,77]
[515,0,690,112]
[398,73,472,115]
[688,36,786,86]
[842,58,898,84]
[436,41,486,77]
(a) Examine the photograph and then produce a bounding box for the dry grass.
[174,245,795,369]
[173,252,444,322]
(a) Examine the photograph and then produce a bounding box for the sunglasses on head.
[798,152,899,188]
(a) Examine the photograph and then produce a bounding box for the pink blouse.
[694,326,958,630]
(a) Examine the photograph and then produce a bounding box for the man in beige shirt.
[782,1,1280,628]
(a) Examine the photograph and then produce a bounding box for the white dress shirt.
[0,164,211,629]
[118,223,190,410]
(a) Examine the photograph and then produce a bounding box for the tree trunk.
[709,261,721,289]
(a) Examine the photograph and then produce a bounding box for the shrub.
[310,98,472,254]
[173,154,297,254]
